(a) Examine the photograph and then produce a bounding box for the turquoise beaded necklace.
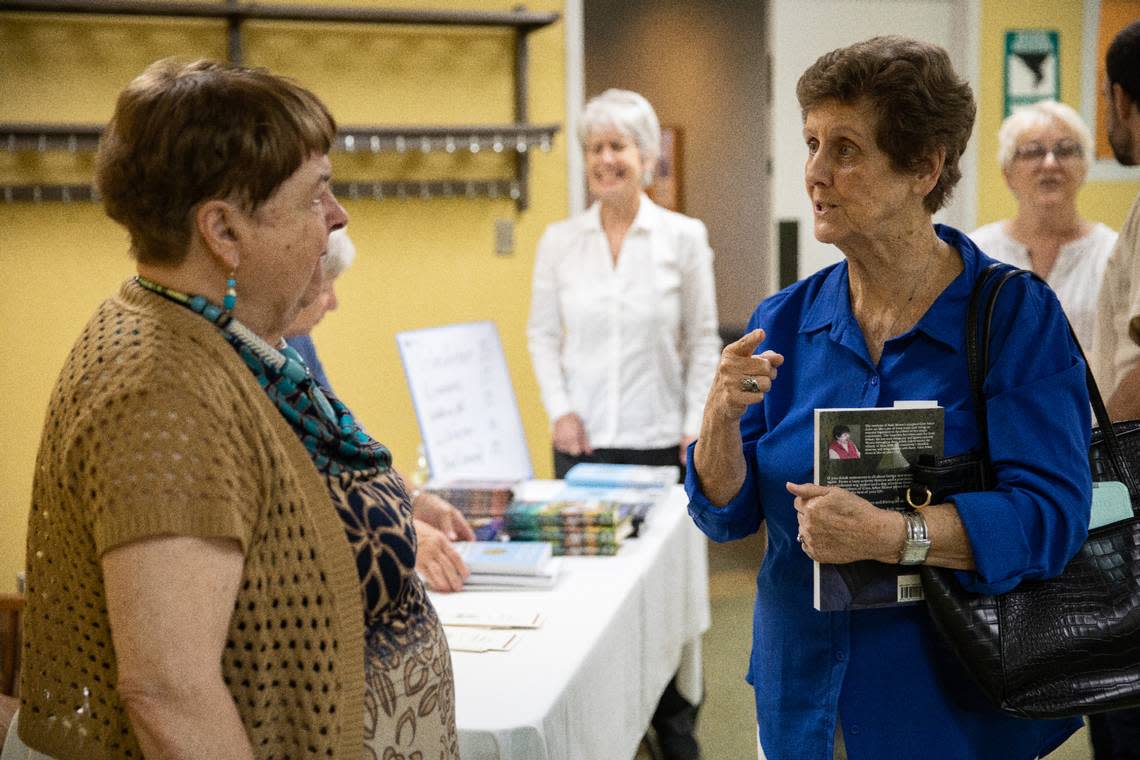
[135,275,391,475]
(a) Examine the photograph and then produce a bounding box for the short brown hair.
[796,36,975,213]
[95,58,337,264]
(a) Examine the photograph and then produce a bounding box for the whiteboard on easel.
[396,321,533,482]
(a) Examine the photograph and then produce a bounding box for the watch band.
[899,510,932,565]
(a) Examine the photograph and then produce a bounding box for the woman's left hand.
[414,519,470,592]
[786,482,903,564]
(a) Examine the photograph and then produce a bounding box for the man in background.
[1087,18,1140,760]
[1091,20,1140,420]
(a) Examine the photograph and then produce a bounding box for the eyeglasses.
[1013,140,1083,164]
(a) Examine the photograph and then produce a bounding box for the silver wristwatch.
[899,510,931,565]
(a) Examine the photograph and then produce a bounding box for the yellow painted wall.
[976,0,1140,229]
[0,0,567,592]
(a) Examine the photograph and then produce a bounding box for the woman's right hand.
[706,329,784,422]
[552,412,593,456]
[693,329,783,507]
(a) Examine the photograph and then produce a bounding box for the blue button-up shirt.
[686,226,1090,760]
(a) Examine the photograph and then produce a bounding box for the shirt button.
[870,376,879,386]
[849,724,861,735]
[835,650,847,662]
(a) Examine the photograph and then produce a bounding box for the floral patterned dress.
[327,467,458,760]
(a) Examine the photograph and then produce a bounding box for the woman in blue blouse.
[686,37,1092,759]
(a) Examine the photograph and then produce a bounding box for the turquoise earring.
[223,272,237,312]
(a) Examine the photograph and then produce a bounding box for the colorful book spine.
[555,544,621,557]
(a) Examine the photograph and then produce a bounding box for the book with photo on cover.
[812,403,944,611]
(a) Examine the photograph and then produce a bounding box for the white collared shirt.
[526,195,721,449]
[969,221,1117,351]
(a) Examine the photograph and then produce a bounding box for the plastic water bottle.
[411,443,430,488]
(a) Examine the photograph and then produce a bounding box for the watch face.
[901,538,932,565]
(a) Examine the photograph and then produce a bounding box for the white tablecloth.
[430,486,711,760]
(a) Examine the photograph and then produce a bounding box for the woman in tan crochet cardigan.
[9,59,456,760]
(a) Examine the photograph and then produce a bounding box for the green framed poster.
[1004,29,1060,116]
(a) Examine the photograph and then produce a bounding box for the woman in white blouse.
[526,89,721,482]
[525,86,719,760]
[970,100,1117,350]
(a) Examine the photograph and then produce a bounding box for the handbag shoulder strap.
[966,263,1136,495]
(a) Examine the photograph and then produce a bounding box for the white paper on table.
[444,626,519,652]
[438,608,545,629]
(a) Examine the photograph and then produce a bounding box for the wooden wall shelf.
[0,2,562,208]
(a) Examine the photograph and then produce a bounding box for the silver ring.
[740,376,762,393]
[796,533,804,545]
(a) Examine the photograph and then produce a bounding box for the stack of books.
[425,479,518,541]
[504,478,662,556]
[454,540,559,589]
[564,463,678,536]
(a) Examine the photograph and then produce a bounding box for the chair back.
[0,593,25,698]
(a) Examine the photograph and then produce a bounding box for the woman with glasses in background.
[970,100,1117,350]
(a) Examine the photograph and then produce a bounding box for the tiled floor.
[638,529,1093,759]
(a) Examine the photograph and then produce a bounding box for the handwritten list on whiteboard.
[396,321,533,481]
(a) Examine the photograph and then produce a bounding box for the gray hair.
[578,89,661,187]
[997,100,1093,172]
[322,228,356,279]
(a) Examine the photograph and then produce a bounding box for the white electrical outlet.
[495,219,514,256]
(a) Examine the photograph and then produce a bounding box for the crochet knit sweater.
[20,280,364,759]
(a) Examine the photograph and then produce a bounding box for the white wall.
[770,0,980,281]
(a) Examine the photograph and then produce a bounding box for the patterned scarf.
[135,276,392,476]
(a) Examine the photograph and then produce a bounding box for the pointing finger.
[725,328,766,358]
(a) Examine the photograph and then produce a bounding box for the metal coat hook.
[420,182,431,199]
[396,182,407,200]
[67,135,78,153]
[445,136,456,154]
[469,135,481,154]
[343,135,356,152]
[420,136,432,153]
[370,136,381,153]
[371,183,383,200]
[516,136,527,153]
[492,135,504,153]
[61,186,71,203]
[395,135,407,153]
[509,181,521,200]
[37,135,47,152]
[540,135,551,152]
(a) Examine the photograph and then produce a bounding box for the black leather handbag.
[912,263,1140,720]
